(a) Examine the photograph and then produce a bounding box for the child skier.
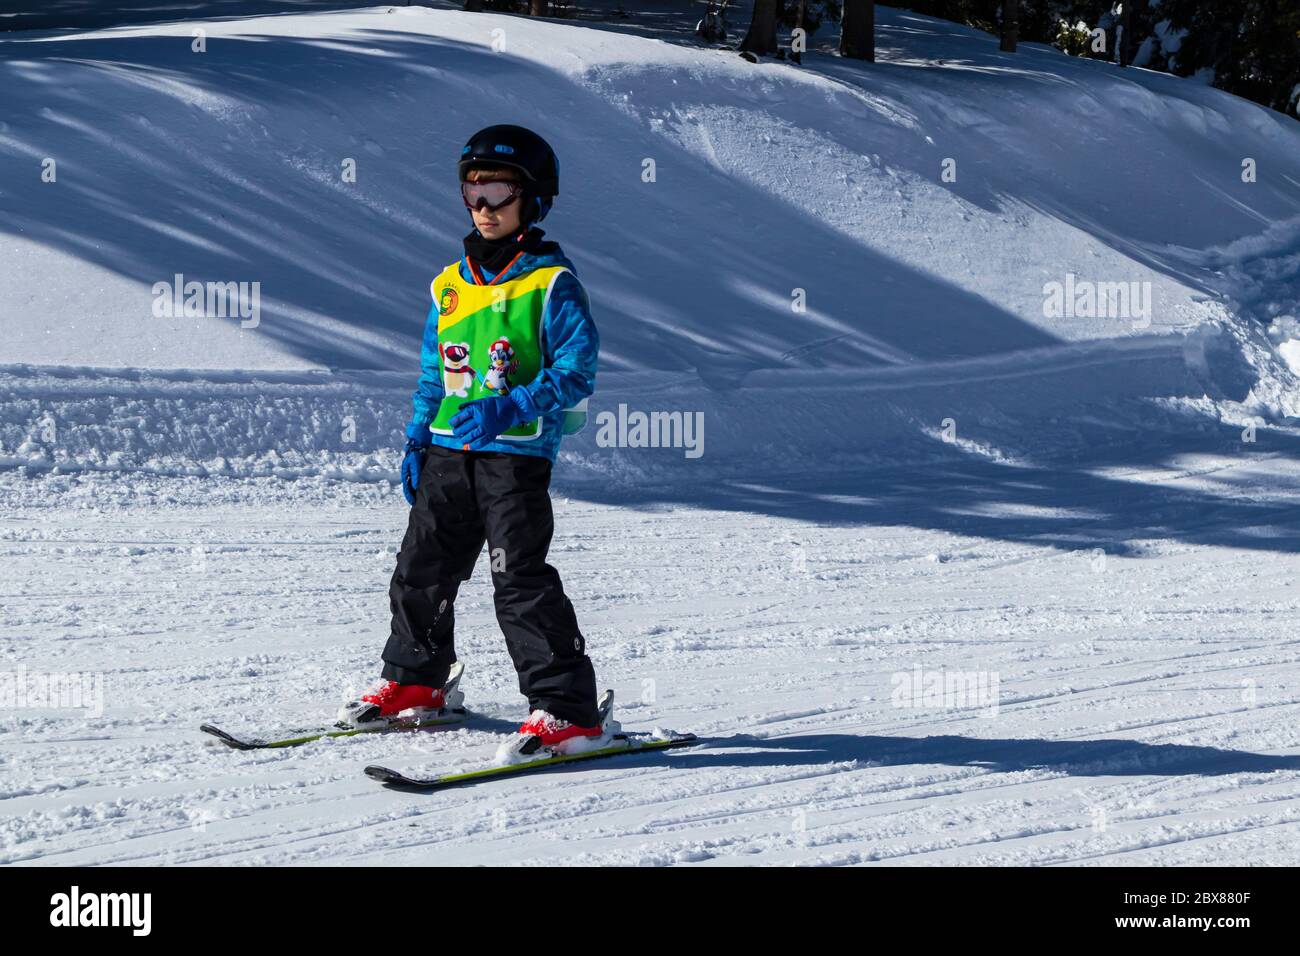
[341,125,603,750]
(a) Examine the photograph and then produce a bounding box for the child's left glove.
[450,388,539,450]
[400,422,432,506]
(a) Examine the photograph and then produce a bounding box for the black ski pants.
[382,445,598,727]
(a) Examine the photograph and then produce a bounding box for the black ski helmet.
[459,125,559,225]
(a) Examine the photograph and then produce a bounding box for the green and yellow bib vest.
[429,261,573,442]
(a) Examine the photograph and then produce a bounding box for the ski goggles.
[461,179,524,212]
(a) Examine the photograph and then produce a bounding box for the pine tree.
[1158,0,1300,114]
[887,1,1299,115]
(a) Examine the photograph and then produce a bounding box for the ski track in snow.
[3,461,1300,867]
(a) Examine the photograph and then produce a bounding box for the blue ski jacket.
[409,242,598,462]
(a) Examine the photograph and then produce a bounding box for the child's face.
[466,168,523,239]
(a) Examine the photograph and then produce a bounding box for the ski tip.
[199,724,256,750]
[364,766,434,790]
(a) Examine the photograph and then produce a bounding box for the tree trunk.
[1118,1,1134,67]
[999,0,1019,53]
[791,0,807,64]
[464,0,483,11]
[741,0,780,57]
[529,0,549,16]
[840,0,874,62]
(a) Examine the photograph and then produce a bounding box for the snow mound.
[4,318,1297,485]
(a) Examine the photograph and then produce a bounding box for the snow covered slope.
[3,6,1300,866]
[2,4,1299,480]
[2,4,1298,372]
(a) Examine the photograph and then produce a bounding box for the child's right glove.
[401,422,432,506]
[449,388,539,451]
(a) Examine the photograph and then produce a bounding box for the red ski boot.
[496,690,617,762]
[519,709,604,748]
[365,682,445,715]
[339,662,464,726]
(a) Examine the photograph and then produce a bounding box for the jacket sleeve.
[523,270,599,414]
[410,300,444,429]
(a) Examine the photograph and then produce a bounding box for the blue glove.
[449,388,538,451]
[400,422,432,505]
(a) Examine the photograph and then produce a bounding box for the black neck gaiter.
[463,226,547,276]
